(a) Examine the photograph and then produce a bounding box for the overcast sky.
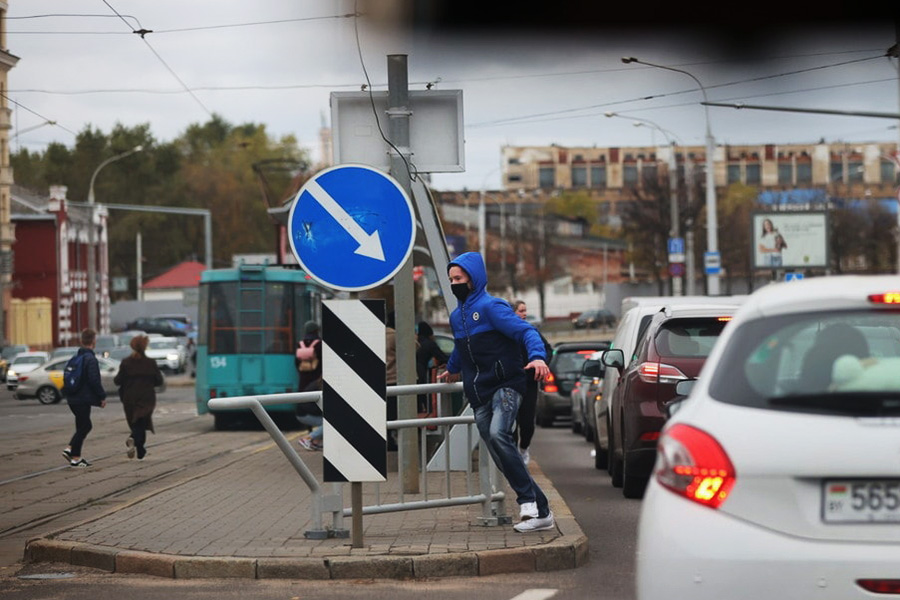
[6,1,899,194]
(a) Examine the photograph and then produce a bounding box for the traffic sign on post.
[287,164,416,292]
[704,251,721,275]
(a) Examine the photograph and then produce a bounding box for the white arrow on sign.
[306,179,385,261]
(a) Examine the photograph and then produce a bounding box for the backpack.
[296,339,320,372]
[62,352,87,396]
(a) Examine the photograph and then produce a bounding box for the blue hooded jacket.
[446,252,547,407]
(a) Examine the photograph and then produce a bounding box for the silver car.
[14,356,120,404]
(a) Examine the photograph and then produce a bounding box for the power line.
[0,91,77,136]
[7,13,356,34]
[100,0,211,117]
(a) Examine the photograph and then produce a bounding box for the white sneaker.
[519,501,538,521]
[520,447,530,465]
[514,511,555,533]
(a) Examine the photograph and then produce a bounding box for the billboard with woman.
[752,212,828,269]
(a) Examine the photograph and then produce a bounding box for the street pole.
[621,58,719,295]
[387,54,419,494]
[86,145,143,331]
[604,112,683,295]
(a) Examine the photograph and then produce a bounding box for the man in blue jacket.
[62,329,107,467]
[438,252,553,532]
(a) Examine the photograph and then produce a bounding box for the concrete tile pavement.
[24,424,589,580]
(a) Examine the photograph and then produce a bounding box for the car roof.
[734,275,900,319]
[553,341,611,352]
[13,351,50,358]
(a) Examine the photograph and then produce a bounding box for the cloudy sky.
[6,1,898,193]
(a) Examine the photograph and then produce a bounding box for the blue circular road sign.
[287,164,415,291]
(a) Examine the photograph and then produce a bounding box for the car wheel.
[571,412,581,434]
[37,385,61,405]
[537,411,554,428]
[609,417,624,487]
[584,419,594,443]
[622,453,647,499]
[593,433,607,469]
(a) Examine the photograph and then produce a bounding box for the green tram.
[195,263,329,429]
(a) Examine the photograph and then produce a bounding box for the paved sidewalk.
[24,425,588,580]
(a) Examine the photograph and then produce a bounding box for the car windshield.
[14,356,45,365]
[149,339,179,350]
[656,317,730,358]
[708,310,900,416]
[95,336,118,349]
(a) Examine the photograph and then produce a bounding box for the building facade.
[501,141,899,226]
[0,2,18,343]
[11,185,111,347]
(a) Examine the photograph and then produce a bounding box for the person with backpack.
[295,321,323,450]
[114,335,164,460]
[62,329,107,468]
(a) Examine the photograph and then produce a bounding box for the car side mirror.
[601,349,625,372]
[582,360,603,378]
[664,379,697,418]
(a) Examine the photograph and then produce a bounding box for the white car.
[636,276,900,600]
[6,351,51,390]
[145,336,187,373]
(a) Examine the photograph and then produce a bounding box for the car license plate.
[823,480,900,523]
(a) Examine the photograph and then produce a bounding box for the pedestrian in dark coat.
[415,321,448,413]
[63,328,107,467]
[114,335,163,460]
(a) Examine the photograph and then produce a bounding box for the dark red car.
[602,304,737,499]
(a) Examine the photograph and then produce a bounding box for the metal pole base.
[304,528,350,539]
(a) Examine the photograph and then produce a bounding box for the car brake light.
[543,372,558,393]
[210,389,217,398]
[869,292,900,304]
[637,362,688,384]
[857,580,900,594]
[18,375,28,382]
[656,423,735,509]
[717,316,732,322]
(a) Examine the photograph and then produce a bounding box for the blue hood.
[448,252,487,304]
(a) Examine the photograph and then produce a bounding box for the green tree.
[717,183,757,293]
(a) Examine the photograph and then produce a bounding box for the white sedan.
[636,275,900,600]
[145,336,187,373]
[6,351,51,390]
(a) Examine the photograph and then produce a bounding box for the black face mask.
[451,282,471,303]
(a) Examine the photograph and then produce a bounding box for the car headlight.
[7,370,15,377]
[166,353,179,361]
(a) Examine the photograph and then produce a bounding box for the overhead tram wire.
[100,0,211,117]
[0,91,77,137]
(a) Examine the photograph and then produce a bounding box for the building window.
[777,163,792,184]
[796,162,812,184]
[623,165,638,187]
[539,167,555,188]
[848,161,863,182]
[641,164,657,185]
[572,166,587,187]
[507,174,522,182]
[830,161,843,183]
[590,165,607,188]
[746,164,761,184]
[573,281,588,294]
[727,164,741,184]
[881,158,896,184]
[508,157,520,165]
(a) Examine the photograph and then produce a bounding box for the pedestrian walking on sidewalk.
[114,335,164,460]
[62,329,107,468]
[438,252,555,533]
[511,299,552,466]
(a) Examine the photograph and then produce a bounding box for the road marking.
[509,590,558,600]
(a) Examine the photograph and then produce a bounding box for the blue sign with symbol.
[287,164,415,292]
[785,272,804,282]
[667,237,685,255]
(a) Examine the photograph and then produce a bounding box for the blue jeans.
[473,388,550,518]
[297,414,323,441]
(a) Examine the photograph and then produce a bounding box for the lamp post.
[605,111,684,295]
[621,57,720,295]
[86,144,143,331]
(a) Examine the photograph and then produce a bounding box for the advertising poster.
[752,212,828,269]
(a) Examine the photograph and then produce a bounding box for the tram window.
[210,283,238,354]
[265,283,293,354]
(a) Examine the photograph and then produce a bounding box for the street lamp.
[621,57,720,295]
[605,111,684,295]
[86,144,143,331]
